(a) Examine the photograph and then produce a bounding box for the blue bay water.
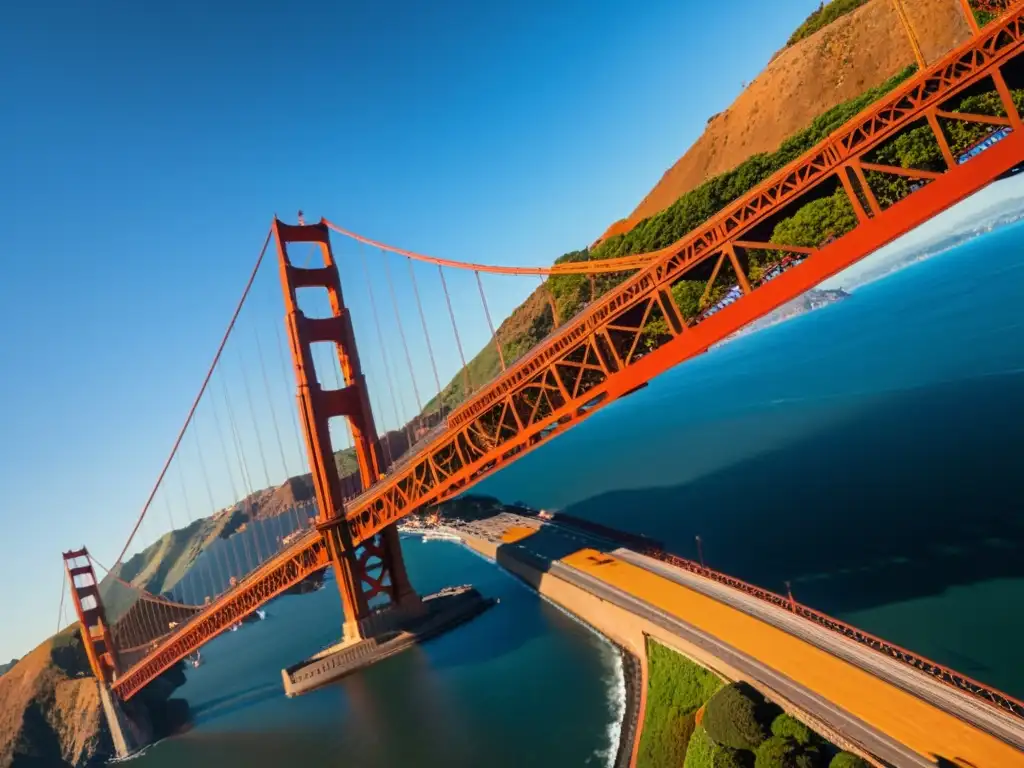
[135,218,1024,765]
[133,540,622,767]
[480,218,1024,698]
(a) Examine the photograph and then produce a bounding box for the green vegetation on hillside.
[101,509,248,620]
[787,0,870,47]
[422,65,918,415]
[637,639,723,767]
[638,640,871,768]
[974,7,999,28]
[862,87,1024,208]
[703,682,771,751]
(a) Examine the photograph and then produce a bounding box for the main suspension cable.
[111,228,274,573]
[323,219,655,275]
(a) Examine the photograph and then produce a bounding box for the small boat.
[422,531,461,543]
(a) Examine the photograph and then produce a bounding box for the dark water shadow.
[553,369,1024,617]
[185,681,284,728]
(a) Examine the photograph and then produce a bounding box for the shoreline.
[418,526,645,768]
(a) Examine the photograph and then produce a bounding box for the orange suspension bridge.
[59,5,1024,764]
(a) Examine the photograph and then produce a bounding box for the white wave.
[586,647,626,767]
[455,540,628,766]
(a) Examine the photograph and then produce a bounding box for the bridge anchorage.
[273,218,495,697]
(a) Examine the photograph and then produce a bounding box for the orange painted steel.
[324,219,656,276]
[273,219,416,634]
[112,13,1024,701]
[338,14,1024,549]
[63,549,120,684]
[108,229,275,575]
[112,531,328,700]
[641,549,1024,720]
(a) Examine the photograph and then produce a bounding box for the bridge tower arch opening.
[62,548,121,683]
[272,217,419,643]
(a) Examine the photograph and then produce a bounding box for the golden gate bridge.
[57,4,1024,764]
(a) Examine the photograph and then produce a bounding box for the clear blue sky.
[0,0,826,660]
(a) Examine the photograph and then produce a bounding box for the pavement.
[439,511,1024,768]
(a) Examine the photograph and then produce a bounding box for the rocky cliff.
[0,631,112,768]
[0,629,186,768]
[597,0,971,243]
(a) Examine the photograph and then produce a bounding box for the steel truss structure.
[111,10,1024,706]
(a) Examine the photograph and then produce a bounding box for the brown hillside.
[0,634,110,768]
[596,0,971,243]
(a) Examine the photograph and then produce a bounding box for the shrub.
[829,753,870,768]
[685,726,717,768]
[717,746,756,768]
[637,640,723,768]
[638,711,697,767]
[787,0,870,46]
[703,682,771,751]
[754,736,803,768]
[770,714,815,746]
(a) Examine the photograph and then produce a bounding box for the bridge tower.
[62,548,120,683]
[272,217,419,643]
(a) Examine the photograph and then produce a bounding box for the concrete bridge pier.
[98,681,152,759]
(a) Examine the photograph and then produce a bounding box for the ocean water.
[132,541,622,767]
[478,217,1024,699]
[134,215,1024,766]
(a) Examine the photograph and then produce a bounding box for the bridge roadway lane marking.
[613,549,1024,753]
[555,547,1024,768]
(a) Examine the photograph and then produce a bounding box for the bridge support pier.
[273,218,495,696]
[98,682,150,759]
[273,218,424,641]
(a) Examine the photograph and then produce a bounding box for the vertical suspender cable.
[438,266,471,396]
[176,458,224,599]
[274,324,306,468]
[56,572,67,636]
[224,378,274,563]
[475,271,505,372]
[356,245,415,452]
[407,259,443,414]
[110,228,272,574]
[382,249,423,415]
[193,412,244,582]
[237,348,273,490]
[254,328,291,480]
[539,275,560,329]
[206,381,256,574]
[236,347,280,559]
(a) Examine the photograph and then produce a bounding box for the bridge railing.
[642,549,1024,722]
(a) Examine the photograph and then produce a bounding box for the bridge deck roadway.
[441,514,1024,767]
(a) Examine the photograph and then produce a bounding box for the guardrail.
[640,547,1024,721]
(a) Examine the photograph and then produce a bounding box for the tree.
[703,683,771,751]
[770,714,815,746]
[829,753,870,768]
